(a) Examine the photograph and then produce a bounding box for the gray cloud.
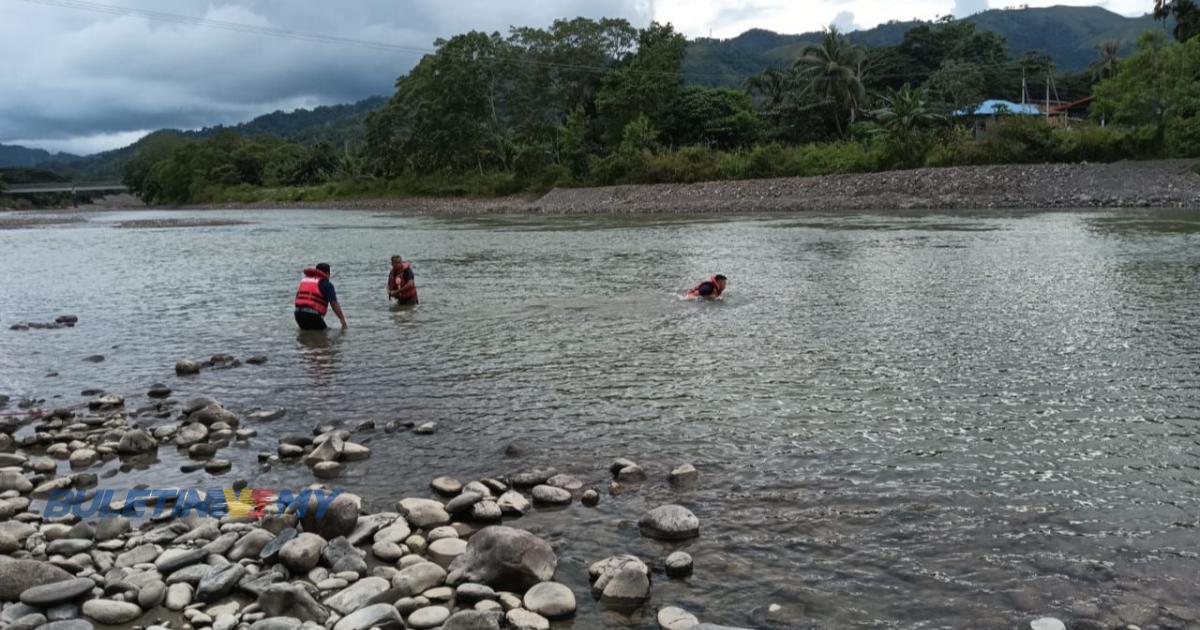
[953,0,990,17]
[1,0,652,152]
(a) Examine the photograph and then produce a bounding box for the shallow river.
[4,208,1200,629]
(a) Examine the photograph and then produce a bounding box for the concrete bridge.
[3,182,128,195]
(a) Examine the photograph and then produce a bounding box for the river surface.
[3,208,1200,629]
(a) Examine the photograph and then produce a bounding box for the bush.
[1052,125,1133,162]
[782,141,882,177]
[1165,115,1200,158]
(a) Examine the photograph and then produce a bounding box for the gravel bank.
[183,159,1200,214]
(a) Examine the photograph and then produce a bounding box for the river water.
[3,208,1200,629]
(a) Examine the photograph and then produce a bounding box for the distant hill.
[186,95,387,145]
[36,96,388,181]
[0,143,80,168]
[683,5,1167,86]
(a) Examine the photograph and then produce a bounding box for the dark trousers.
[294,309,327,330]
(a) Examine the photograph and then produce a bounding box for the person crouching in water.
[294,263,348,330]
[685,274,727,300]
[388,255,419,305]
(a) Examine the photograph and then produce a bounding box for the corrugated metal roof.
[953,99,1043,116]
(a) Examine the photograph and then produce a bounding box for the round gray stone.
[522,582,575,618]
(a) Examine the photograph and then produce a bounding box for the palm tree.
[870,85,945,165]
[792,26,867,138]
[745,68,790,109]
[1088,40,1122,82]
[1155,0,1200,42]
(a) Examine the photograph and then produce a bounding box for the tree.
[595,22,688,144]
[924,59,986,113]
[870,84,945,165]
[1093,31,1200,129]
[1089,40,1123,82]
[1155,0,1200,43]
[793,26,867,138]
[662,86,762,148]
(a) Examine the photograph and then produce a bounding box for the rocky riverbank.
[181,159,1200,215]
[0,370,743,630]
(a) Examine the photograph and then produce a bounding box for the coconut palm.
[745,68,790,109]
[870,84,945,165]
[1154,0,1200,42]
[792,26,867,138]
[1088,40,1122,81]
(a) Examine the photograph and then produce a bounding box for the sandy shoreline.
[4,160,1200,221]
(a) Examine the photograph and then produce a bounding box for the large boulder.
[295,492,359,540]
[447,526,557,591]
[588,555,650,607]
[116,429,157,454]
[391,561,446,597]
[396,497,450,529]
[257,583,329,623]
[638,505,700,541]
[279,533,326,573]
[522,582,575,619]
[331,602,404,630]
[322,576,390,615]
[0,559,73,600]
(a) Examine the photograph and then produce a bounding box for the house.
[953,99,1043,138]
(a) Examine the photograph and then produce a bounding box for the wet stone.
[665,551,694,577]
[523,581,576,619]
[531,484,571,506]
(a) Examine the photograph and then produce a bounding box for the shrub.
[1052,125,1132,163]
[1165,115,1200,158]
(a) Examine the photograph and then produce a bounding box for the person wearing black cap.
[293,262,348,330]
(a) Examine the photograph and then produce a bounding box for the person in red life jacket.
[294,263,348,331]
[387,255,419,305]
[685,274,728,300]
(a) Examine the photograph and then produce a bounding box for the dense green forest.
[103,4,1200,204]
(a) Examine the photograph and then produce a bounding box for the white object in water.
[1030,618,1066,630]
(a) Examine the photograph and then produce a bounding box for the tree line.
[122,10,1200,205]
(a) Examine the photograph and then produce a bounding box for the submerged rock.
[175,359,201,375]
[639,505,700,541]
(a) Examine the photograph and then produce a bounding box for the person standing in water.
[387,255,419,305]
[685,274,727,300]
[294,263,348,330]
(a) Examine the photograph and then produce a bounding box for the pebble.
[1031,619,1068,630]
[658,606,700,630]
[431,476,463,496]
[81,598,143,624]
[523,582,576,618]
[639,504,700,540]
[414,422,437,435]
[581,489,600,506]
[669,463,699,486]
[531,484,571,505]
[427,537,468,567]
[507,608,551,630]
[665,551,694,577]
[407,605,451,629]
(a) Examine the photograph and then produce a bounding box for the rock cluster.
[9,315,79,331]
[175,353,268,375]
[0,384,732,629]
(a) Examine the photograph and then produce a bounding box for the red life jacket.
[390,262,417,300]
[685,276,724,299]
[294,268,329,315]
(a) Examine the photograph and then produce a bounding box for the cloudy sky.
[1,0,1151,155]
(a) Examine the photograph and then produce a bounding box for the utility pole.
[1045,71,1050,120]
[1020,68,1029,106]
